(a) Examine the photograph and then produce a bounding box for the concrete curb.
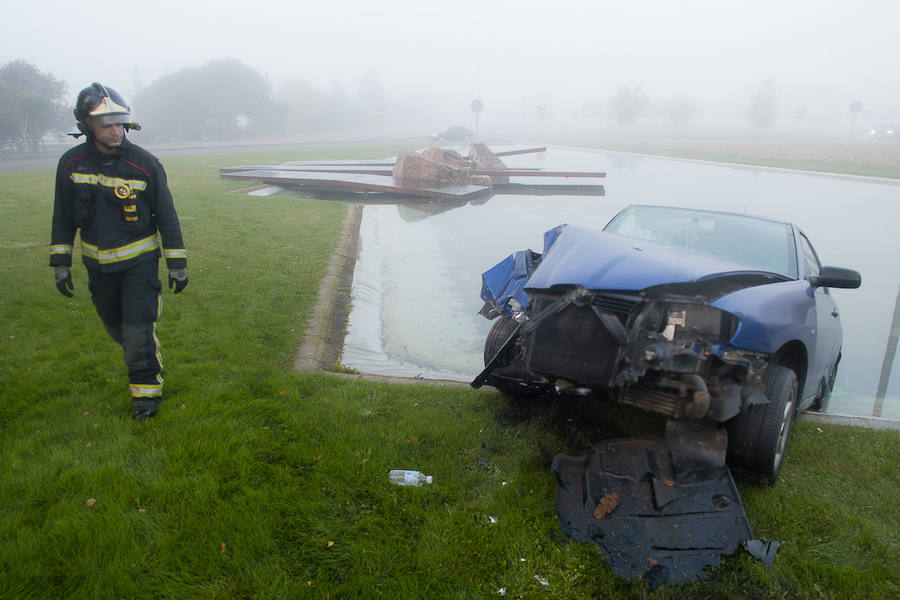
[798,411,900,431]
[293,203,362,372]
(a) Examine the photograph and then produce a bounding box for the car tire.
[726,364,798,483]
[483,316,519,366]
[483,317,549,399]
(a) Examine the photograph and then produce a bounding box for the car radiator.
[525,300,624,386]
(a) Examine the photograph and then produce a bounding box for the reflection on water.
[341,145,900,419]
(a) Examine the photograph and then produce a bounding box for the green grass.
[2,146,899,599]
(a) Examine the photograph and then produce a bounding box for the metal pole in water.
[874,283,900,416]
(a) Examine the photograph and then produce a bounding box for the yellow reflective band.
[70,172,148,192]
[81,234,160,264]
[129,383,163,398]
[164,248,187,259]
[50,244,73,255]
[153,298,163,372]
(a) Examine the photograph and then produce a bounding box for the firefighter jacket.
[50,138,186,273]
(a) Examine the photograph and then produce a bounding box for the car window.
[604,205,798,278]
[798,232,821,279]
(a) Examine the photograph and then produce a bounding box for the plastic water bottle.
[389,470,433,486]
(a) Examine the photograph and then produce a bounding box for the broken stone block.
[468,143,509,183]
[393,150,468,184]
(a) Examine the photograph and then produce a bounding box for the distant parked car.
[474,204,861,481]
[427,126,474,142]
[869,123,899,141]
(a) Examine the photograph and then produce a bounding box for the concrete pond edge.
[293,202,362,373]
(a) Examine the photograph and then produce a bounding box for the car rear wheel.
[726,365,798,483]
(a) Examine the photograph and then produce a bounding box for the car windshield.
[604,205,797,278]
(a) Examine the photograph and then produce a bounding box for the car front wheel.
[726,364,799,483]
[482,316,549,399]
[483,316,519,366]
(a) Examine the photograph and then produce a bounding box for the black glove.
[55,266,74,297]
[168,269,188,293]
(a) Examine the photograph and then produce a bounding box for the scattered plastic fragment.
[497,587,507,596]
[741,539,780,567]
[489,516,498,524]
[533,575,548,586]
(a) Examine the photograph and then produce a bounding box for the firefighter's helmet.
[74,82,141,135]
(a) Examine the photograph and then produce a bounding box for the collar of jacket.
[87,136,133,158]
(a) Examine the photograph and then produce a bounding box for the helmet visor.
[91,113,141,130]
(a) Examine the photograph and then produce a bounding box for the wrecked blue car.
[474,204,861,481]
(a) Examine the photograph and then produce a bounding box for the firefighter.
[50,82,188,420]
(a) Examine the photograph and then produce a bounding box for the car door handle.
[831,310,839,318]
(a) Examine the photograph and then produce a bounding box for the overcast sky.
[5,0,900,131]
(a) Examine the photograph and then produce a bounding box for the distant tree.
[662,97,699,127]
[134,59,277,141]
[849,100,864,137]
[0,60,68,152]
[747,78,778,131]
[279,77,347,133]
[350,71,387,127]
[610,86,649,126]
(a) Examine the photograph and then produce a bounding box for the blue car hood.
[525,225,782,292]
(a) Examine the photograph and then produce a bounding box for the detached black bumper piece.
[551,422,776,587]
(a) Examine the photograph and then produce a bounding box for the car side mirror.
[811,266,861,289]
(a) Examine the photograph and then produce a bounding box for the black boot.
[132,398,161,421]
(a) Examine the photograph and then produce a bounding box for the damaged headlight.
[508,297,527,323]
[660,303,737,345]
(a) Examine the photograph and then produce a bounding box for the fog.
[6,0,900,137]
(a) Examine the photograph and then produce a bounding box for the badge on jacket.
[114,183,132,199]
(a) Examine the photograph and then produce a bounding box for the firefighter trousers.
[87,258,164,402]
